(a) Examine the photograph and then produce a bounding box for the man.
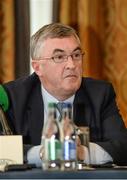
[3,23,127,166]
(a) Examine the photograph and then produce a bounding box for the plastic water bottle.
[61,103,77,170]
[41,102,62,170]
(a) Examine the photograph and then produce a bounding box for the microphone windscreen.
[0,85,9,112]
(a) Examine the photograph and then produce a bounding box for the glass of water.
[76,126,91,170]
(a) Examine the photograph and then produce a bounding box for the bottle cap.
[48,102,56,108]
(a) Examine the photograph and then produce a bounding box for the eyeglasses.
[35,52,85,63]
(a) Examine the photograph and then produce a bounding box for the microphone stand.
[0,107,13,135]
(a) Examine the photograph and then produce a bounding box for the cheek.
[78,63,83,74]
[43,65,61,82]
[40,64,52,75]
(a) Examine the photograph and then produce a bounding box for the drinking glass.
[76,126,91,170]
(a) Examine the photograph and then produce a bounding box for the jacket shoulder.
[82,77,113,90]
[3,73,39,92]
[81,77,116,101]
[2,73,40,105]
[82,77,111,85]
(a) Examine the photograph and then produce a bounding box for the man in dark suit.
[3,23,127,166]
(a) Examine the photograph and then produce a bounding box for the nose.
[66,55,76,68]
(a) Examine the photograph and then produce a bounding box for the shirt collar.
[41,84,75,114]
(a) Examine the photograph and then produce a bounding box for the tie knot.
[56,102,66,121]
[56,102,65,114]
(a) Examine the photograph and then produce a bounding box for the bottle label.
[63,140,76,160]
[45,139,62,160]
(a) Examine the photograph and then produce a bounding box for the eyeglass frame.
[33,51,85,63]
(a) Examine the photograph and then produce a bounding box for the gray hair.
[30,23,81,59]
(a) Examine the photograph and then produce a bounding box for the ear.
[31,60,42,76]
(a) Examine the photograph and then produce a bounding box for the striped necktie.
[56,102,65,121]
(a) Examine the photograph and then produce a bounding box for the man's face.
[32,36,83,100]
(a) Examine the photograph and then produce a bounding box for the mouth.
[64,74,77,79]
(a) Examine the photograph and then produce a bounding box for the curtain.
[0,0,30,83]
[14,0,30,79]
[0,0,15,83]
[59,0,127,126]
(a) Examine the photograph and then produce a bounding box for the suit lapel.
[73,83,94,127]
[73,79,101,141]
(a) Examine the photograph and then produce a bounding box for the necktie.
[56,102,65,121]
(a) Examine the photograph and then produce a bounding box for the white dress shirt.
[27,85,113,167]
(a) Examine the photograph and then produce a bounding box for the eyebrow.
[52,47,82,54]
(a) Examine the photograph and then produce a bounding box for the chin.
[63,80,81,92]
[65,85,79,94]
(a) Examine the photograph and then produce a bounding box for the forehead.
[40,36,81,56]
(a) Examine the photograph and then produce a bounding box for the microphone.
[0,85,9,112]
[0,85,13,135]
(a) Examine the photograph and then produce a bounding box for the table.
[0,167,127,179]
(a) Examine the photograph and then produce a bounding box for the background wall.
[30,0,53,35]
[30,0,53,73]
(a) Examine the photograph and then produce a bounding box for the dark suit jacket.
[3,73,127,165]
